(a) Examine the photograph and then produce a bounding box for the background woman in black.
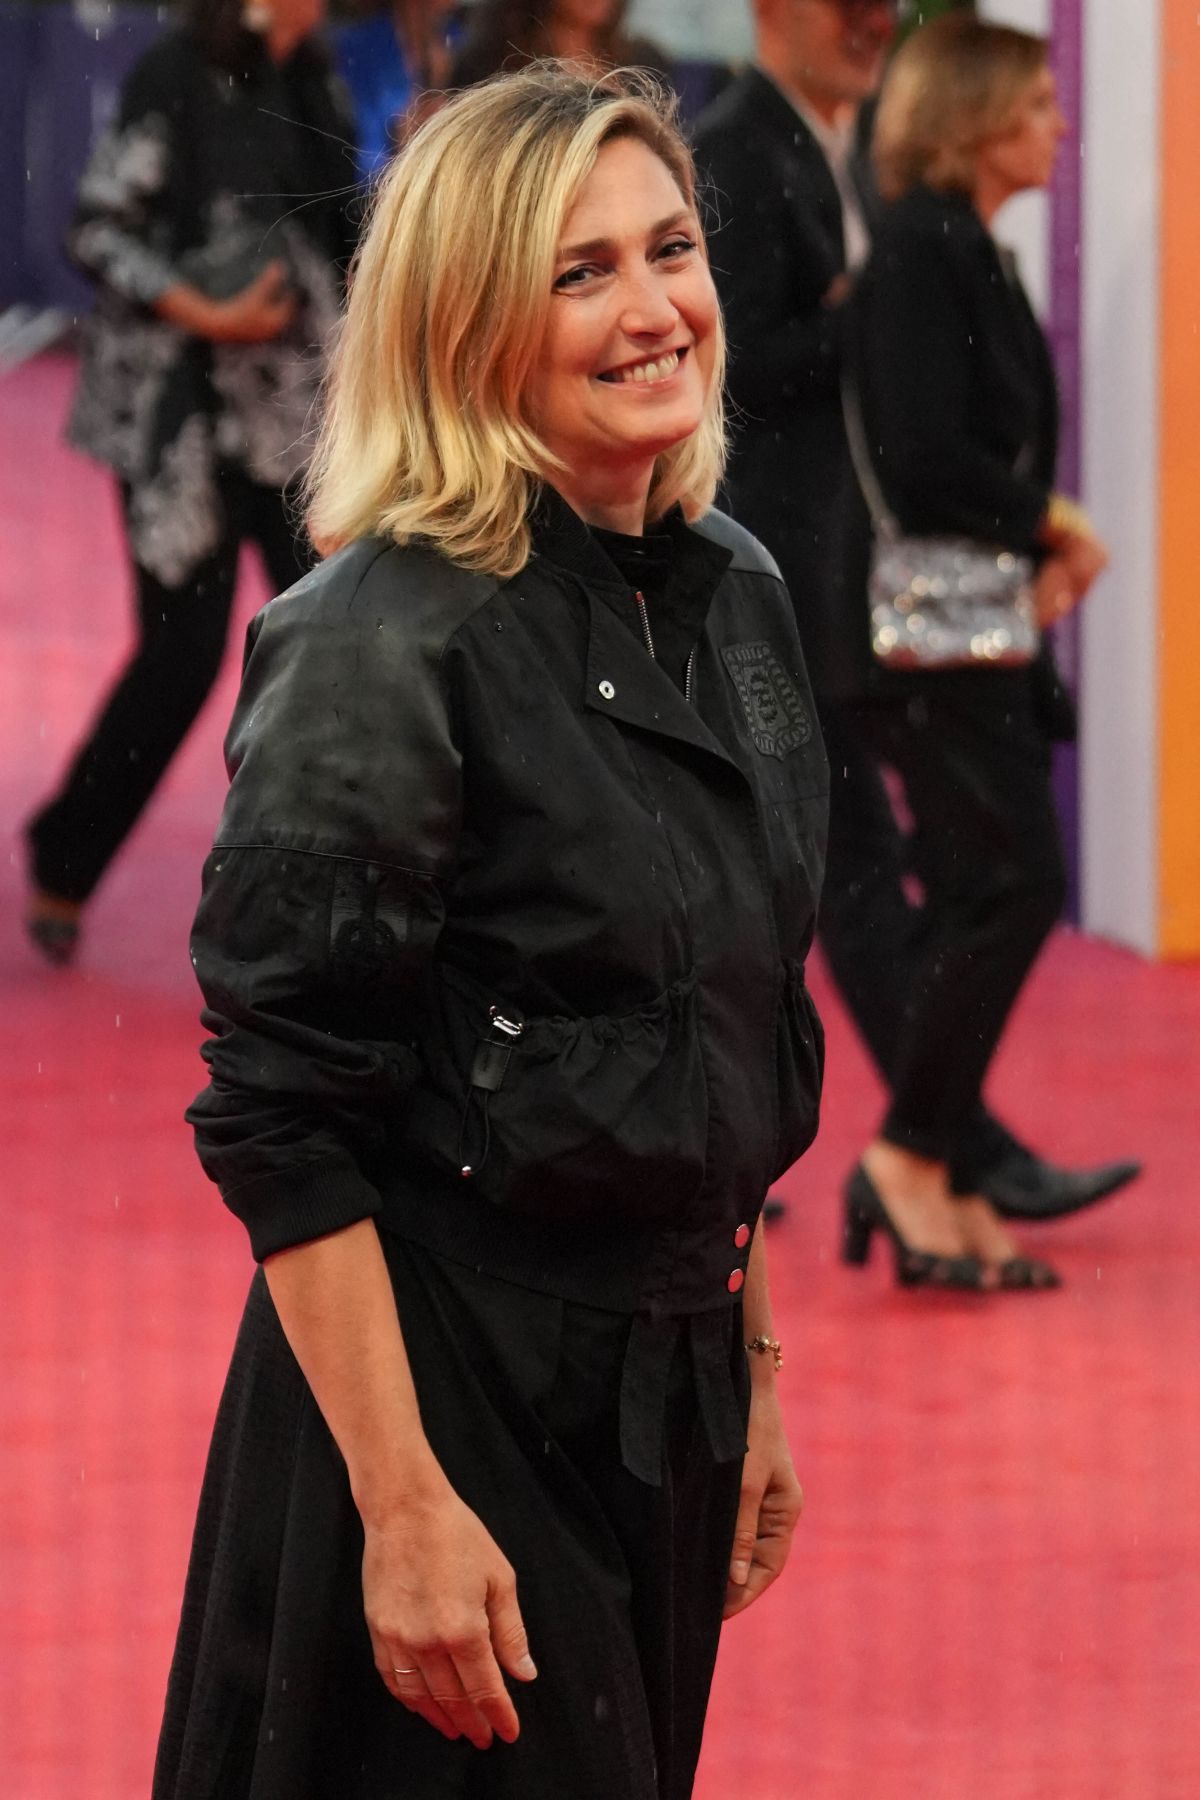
[842,15,1110,1289]
[25,0,356,964]
[153,65,817,1799]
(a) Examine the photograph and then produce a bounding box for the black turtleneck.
[590,525,697,697]
[528,488,732,699]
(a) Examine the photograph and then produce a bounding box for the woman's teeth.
[603,350,680,385]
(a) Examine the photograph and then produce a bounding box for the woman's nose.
[617,270,678,339]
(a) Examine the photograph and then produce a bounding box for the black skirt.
[153,1232,748,1799]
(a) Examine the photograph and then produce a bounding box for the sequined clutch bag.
[867,533,1038,668]
[843,381,1040,670]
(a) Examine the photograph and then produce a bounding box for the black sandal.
[843,1166,991,1292]
[993,1255,1062,1291]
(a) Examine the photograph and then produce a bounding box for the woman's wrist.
[745,1332,783,1373]
[154,281,221,339]
[745,1335,783,1400]
[351,1442,449,1528]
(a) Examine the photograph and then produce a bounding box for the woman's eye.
[553,264,599,291]
[658,236,697,261]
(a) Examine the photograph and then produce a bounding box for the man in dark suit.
[695,0,1138,1221]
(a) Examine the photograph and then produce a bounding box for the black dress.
[150,508,821,1800]
[152,1245,746,1800]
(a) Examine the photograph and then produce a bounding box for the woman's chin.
[621,408,706,462]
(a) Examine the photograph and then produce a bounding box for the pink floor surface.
[3,355,1199,1798]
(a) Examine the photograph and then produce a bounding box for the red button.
[733,1223,751,1248]
[727,1268,745,1294]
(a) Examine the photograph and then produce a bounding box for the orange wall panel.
[1158,0,1200,957]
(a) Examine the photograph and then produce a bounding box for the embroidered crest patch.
[720,642,814,760]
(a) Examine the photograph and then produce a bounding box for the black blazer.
[695,67,879,700]
[850,184,1058,552]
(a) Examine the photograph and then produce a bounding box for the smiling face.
[975,64,1066,198]
[527,135,719,522]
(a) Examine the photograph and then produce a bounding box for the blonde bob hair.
[874,14,1049,204]
[305,63,726,578]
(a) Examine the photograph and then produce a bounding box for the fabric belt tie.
[618,1309,748,1488]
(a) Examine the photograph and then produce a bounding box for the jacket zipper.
[634,589,697,706]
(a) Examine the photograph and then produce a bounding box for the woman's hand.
[363,1478,538,1750]
[155,261,296,344]
[1034,555,1079,627]
[263,1229,536,1754]
[723,1380,804,1621]
[1034,527,1108,628]
[1057,529,1109,600]
[1036,525,1115,630]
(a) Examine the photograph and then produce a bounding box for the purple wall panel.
[1048,0,1084,915]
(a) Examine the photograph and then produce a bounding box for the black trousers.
[28,470,309,904]
[817,671,1066,1189]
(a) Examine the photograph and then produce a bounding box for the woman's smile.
[595,346,688,386]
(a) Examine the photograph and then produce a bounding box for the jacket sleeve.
[699,131,844,416]
[855,234,1050,550]
[185,547,465,1261]
[67,45,189,304]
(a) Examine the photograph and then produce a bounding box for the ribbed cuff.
[222,1152,383,1261]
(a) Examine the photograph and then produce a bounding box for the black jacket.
[848,185,1075,737]
[694,67,876,701]
[186,495,828,1322]
[849,184,1059,552]
[66,28,357,587]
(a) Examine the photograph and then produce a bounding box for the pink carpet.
[3,354,1198,1798]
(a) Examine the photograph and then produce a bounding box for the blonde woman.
[153,64,824,1800]
[839,15,1121,1289]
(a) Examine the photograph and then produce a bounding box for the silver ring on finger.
[392,1666,419,1676]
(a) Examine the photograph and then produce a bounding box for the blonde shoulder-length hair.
[305,63,726,579]
[874,13,1049,204]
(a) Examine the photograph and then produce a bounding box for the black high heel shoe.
[843,1166,991,1291]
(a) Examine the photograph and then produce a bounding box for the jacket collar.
[527,486,738,769]
[742,64,825,156]
[529,484,731,607]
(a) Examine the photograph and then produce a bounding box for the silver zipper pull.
[634,589,657,662]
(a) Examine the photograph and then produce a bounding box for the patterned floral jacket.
[67,28,358,586]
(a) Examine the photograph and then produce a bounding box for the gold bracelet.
[745,1334,783,1373]
[1045,493,1096,541]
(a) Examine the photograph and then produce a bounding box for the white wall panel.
[1079,3,1160,949]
